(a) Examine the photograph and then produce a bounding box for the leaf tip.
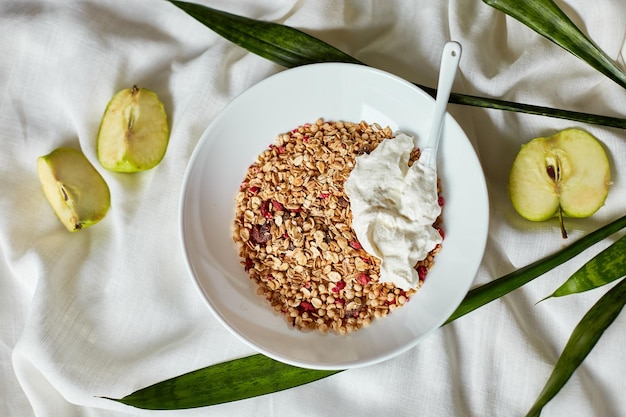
[96,395,133,407]
[535,294,553,305]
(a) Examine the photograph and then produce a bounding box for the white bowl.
[179,63,489,370]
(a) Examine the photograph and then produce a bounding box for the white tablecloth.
[2,1,626,416]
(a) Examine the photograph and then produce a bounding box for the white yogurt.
[344,133,442,290]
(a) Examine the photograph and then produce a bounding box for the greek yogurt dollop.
[344,133,442,290]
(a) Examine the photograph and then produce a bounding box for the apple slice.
[38,147,111,232]
[97,85,169,172]
[508,128,610,238]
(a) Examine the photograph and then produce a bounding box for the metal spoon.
[420,41,462,170]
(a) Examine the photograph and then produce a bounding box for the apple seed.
[59,183,69,201]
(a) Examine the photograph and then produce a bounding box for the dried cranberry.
[272,200,283,211]
[438,196,445,207]
[251,223,272,244]
[356,273,370,286]
[337,196,349,208]
[417,265,428,281]
[249,186,260,195]
[299,301,315,312]
[244,258,253,272]
[349,241,362,250]
[332,281,346,293]
[260,200,272,219]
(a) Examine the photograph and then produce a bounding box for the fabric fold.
[2,1,626,416]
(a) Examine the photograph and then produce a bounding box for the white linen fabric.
[2,1,625,416]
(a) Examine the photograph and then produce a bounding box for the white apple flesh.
[508,128,610,237]
[37,148,111,232]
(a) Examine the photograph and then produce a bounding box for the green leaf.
[102,354,341,409]
[167,0,362,67]
[483,0,626,90]
[525,277,626,417]
[166,0,626,129]
[445,215,626,324]
[541,235,626,301]
[447,93,626,129]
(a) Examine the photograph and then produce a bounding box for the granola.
[233,119,443,334]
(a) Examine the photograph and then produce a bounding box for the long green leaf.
[445,215,626,324]
[166,0,626,129]
[446,93,626,129]
[525,277,626,417]
[542,235,626,301]
[102,354,341,409]
[483,0,626,90]
[168,0,362,67]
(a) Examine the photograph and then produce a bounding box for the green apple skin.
[37,148,111,232]
[96,85,169,173]
[508,128,610,222]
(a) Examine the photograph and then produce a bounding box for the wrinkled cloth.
[2,1,626,416]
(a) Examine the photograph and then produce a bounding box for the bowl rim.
[178,62,489,370]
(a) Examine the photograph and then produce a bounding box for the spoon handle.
[422,41,462,169]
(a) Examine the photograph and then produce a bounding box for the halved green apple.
[38,147,110,232]
[508,128,610,238]
[97,85,169,172]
